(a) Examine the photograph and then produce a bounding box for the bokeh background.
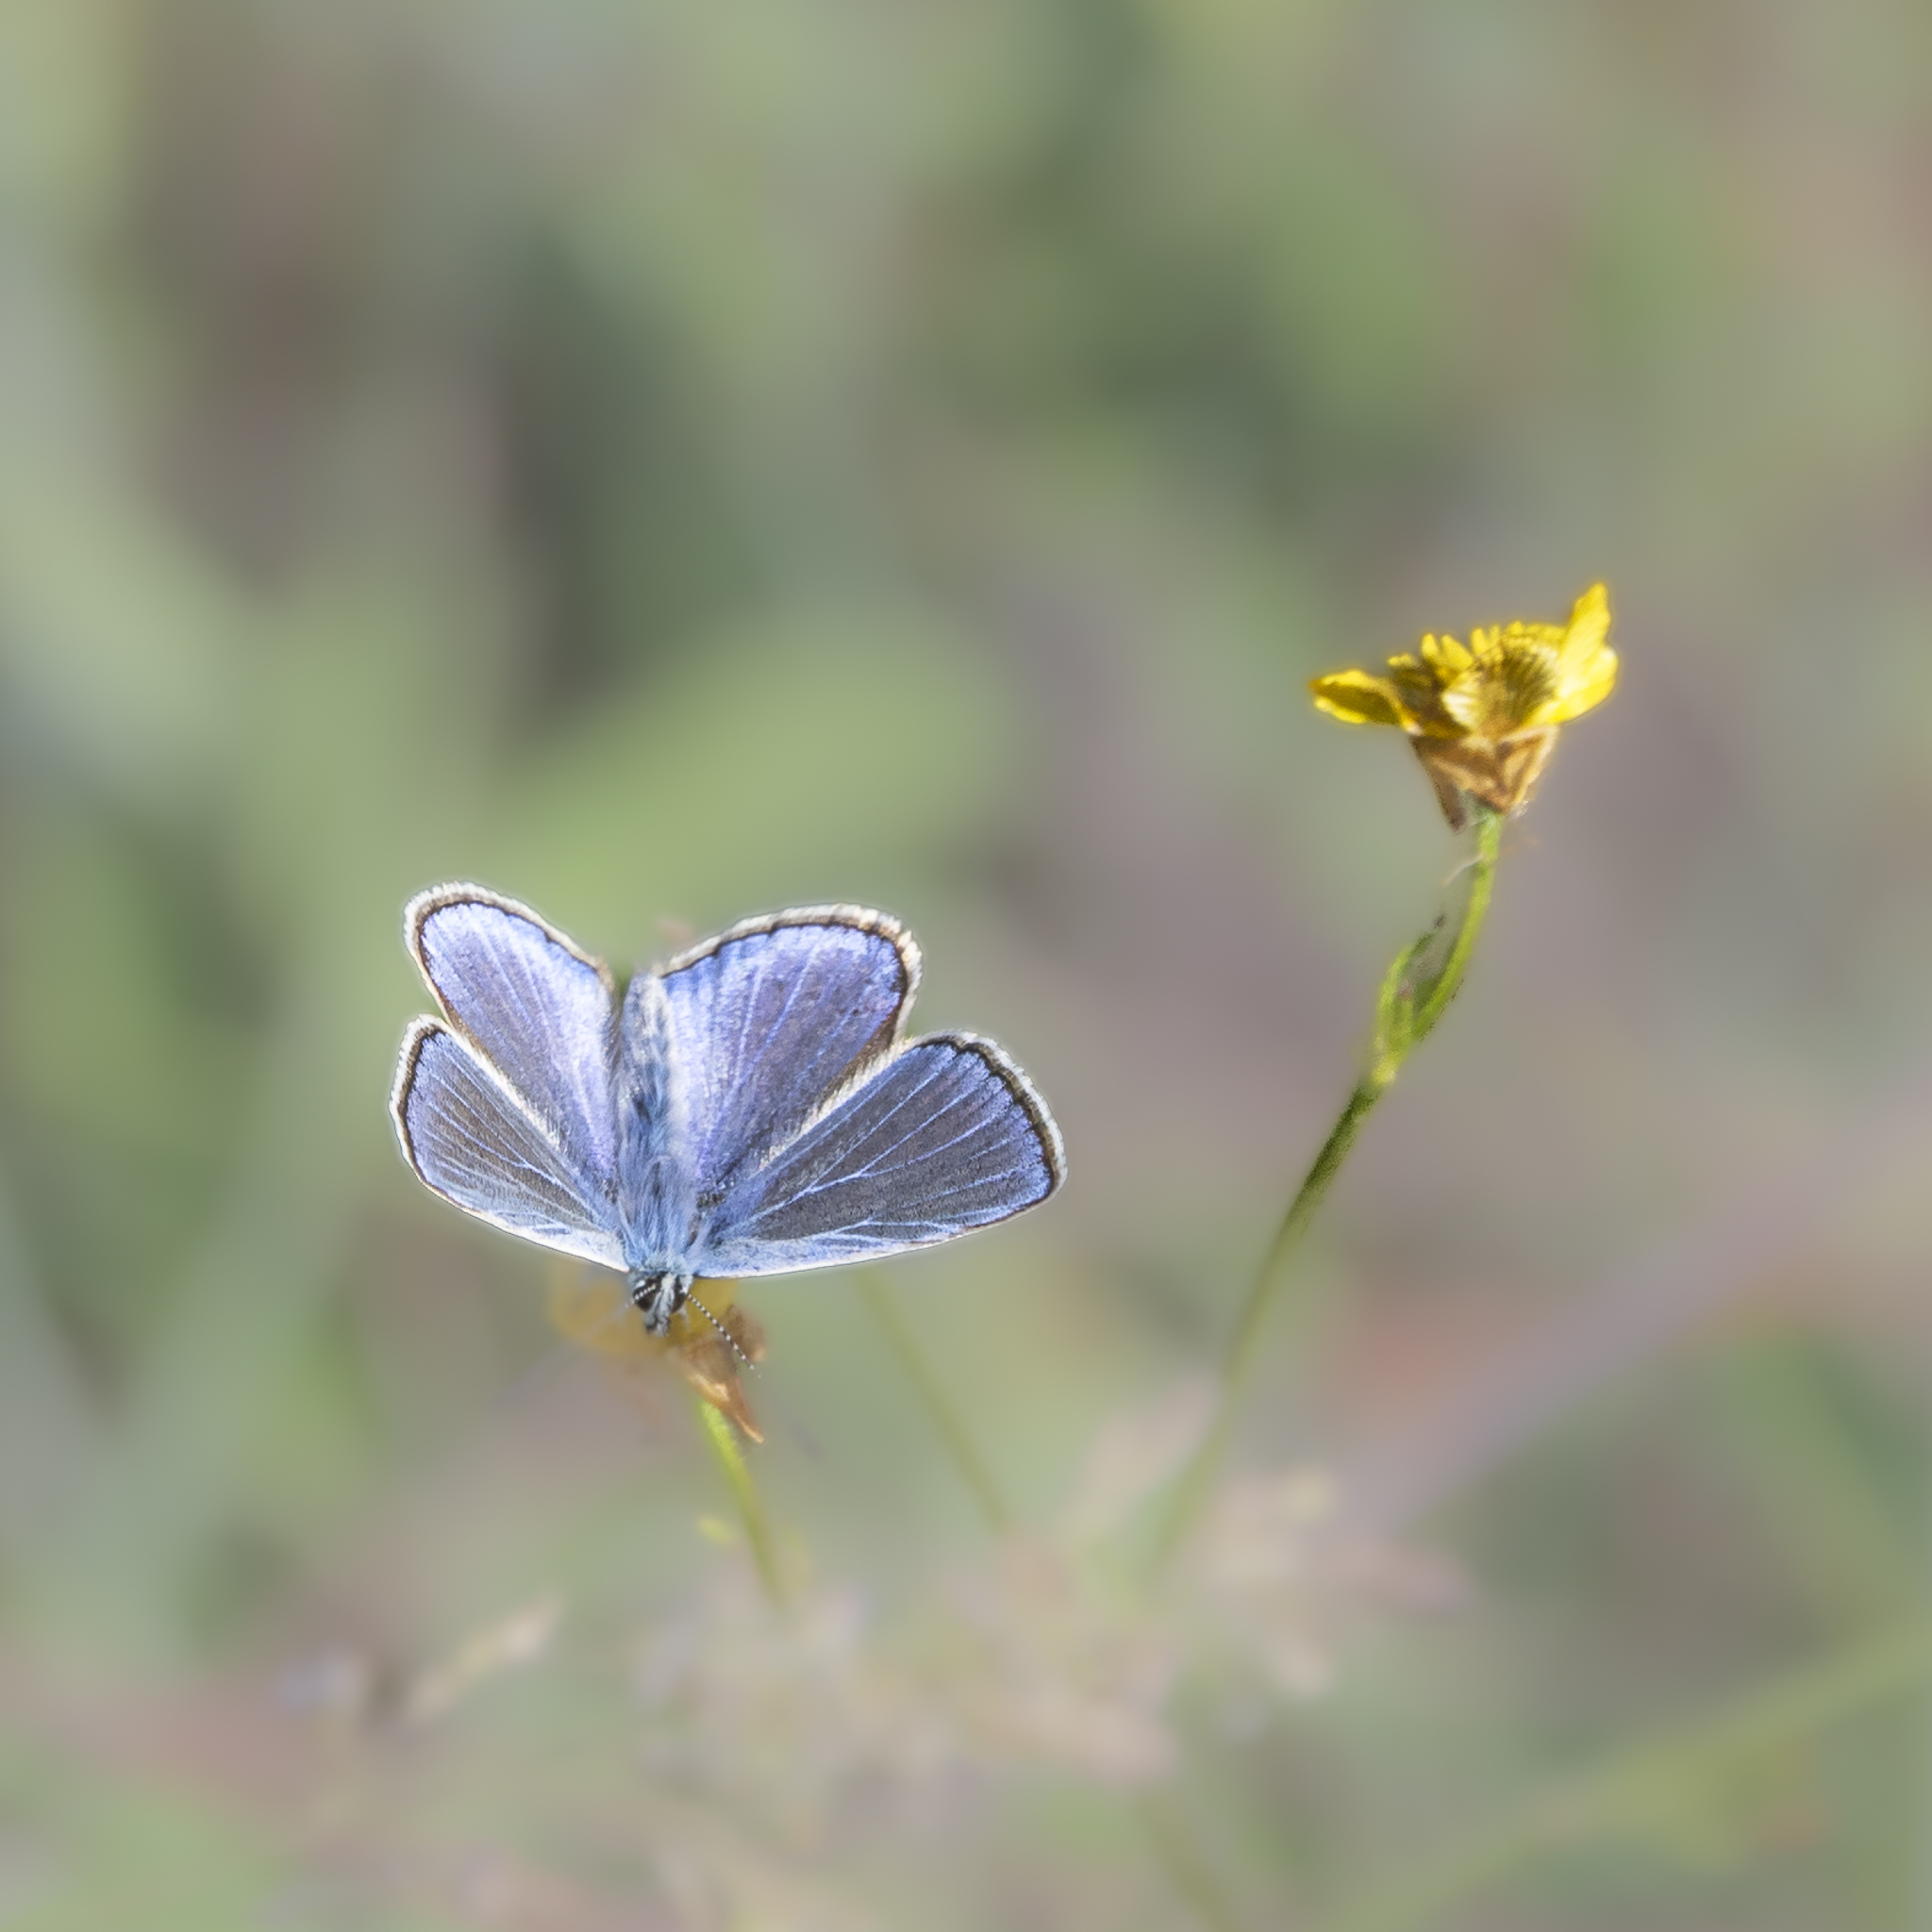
[3,1,1932,1926]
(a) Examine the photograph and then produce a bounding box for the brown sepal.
[672,1303,768,1442]
[1412,726,1557,827]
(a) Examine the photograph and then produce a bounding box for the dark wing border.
[697,1024,1067,1278]
[658,901,923,1098]
[660,903,920,1005]
[388,1013,624,1262]
[389,1011,544,1192]
[404,881,618,1047]
[916,1027,1068,1208]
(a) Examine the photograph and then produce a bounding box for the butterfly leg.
[627,1268,692,1336]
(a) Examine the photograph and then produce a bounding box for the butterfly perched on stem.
[390,886,1066,1338]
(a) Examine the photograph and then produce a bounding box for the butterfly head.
[627,1268,692,1336]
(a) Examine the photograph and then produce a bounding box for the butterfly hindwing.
[655,910,919,1199]
[408,886,619,1188]
[391,1020,623,1270]
[697,1033,1064,1277]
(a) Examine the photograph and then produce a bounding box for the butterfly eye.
[626,1268,691,1336]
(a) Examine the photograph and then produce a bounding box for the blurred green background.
[4,0,1932,1925]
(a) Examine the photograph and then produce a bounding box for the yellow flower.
[1309,582,1617,827]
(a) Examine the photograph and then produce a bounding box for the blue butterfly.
[389,885,1066,1335]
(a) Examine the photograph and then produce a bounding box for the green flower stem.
[1145,1078,1381,1574]
[1312,1617,1932,1932]
[1407,807,1501,1048]
[1147,808,1504,1575]
[858,1273,1012,1534]
[696,1396,785,1607]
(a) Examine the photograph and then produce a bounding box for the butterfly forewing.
[391,1022,624,1269]
[697,1034,1064,1277]
[656,912,918,1199]
[408,888,620,1186]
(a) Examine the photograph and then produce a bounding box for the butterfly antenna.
[685,1290,759,1373]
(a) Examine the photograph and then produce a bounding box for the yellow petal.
[1419,632,1472,676]
[1557,582,1610,664]
[1309,670,1411,728]
[1544,644,1617,722]
[1545,583,1616,722]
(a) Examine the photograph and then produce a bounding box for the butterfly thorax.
[628,1268,692,1336]
[615,973,700,1270]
